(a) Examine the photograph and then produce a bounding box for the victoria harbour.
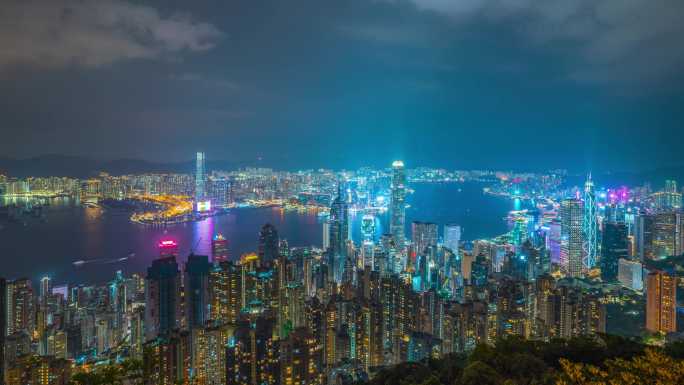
[0,182,510,285]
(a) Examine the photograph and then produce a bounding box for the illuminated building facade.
[226,316,278,385]
[279,327,324,385]
[195,151,207,211]
[158,239,179,258]
[443,224,461,255]
[209,260,242,325]
[560,199,584,277]
[411,221,438,257]
[618,259,643,291]
[212,233,229,262]
[637,211,683,260]
[646,269,677,334]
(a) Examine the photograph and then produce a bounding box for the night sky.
[1,0,683,172]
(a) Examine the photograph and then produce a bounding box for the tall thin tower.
[328,182,349,282]
[583,174,598,270]
[390,160,406,250]
[561,198,584,277]
[195,151,206,206]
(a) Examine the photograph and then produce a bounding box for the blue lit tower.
[390,160,407,249]
[195,151,206,209]
[328,182,349,282]
[583,174,598,270]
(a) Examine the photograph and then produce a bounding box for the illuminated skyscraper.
[328,183,349,282]
[560,198,584,277]
[646,269,676,334]
[444,224,461,255]
[653,179,682,211]
[390,161,407,250]
[637,211,683,260]
[158,239,179,258]
[209,261,242,325]
[322,221,331,250]
[411,221,438,257]
[278,327,325,385]
[195,151,206,210]
[5,278,34,336]
[226,316,278,385]
[211,233,229,262]
[258,223,280,263]
[583,175,598,270]
[361,214,376,243]
[40,276,51,301]
[665,179,678,193]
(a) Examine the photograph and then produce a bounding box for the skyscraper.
[560,198,584,277]
[637,211,683,260]
[258,223,280,263]
[195,151,206,210]
[411,221,438,257]
[1,278,5,385]
[328,183,349,282]
[226,316,278,385]
[184,254,211,328]
[600,222,628,282]
[390,160,407,250]
[583,175,598,270]
[211,233,229,262]
[279,327,324,385]
[646,269,676,334]
[145,256,181,340]
[653,179,682,211]
[444,224,461,255]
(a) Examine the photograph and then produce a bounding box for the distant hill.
[1,155,683,183]
[0,155,249,178]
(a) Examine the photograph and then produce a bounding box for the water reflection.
[0,183,511,284]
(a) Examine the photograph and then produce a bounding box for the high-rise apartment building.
[646,269,677,334]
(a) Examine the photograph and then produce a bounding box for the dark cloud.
[0,0,681,172]
[0,0,223,70]
[401,0,684,84]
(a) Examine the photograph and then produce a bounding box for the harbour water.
[0,182,512,285]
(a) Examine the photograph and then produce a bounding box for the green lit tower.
[583,174,598,270]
